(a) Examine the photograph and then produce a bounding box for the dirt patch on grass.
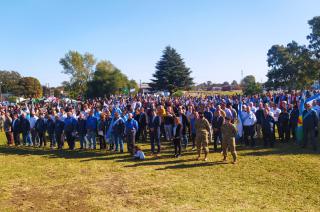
[6,183,92,211]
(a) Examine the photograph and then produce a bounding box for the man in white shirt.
[242,106,257,147]
[270,103,281,139]
[29,112,39,147]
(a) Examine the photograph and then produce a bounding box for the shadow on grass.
[0,145,108,159]
[241,145,319,156]
[122,158,196,167]
[155,161,227,170]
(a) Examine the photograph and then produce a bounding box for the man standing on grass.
[20,113,32,146]
[302,103,318,151]
[125,113,139,155]
[54,115,65,150]
[195,111,212,161]
[35,113,47,148]
[12,113,21,146]
[29,112,38,147]
[4,113,13,145]
[64,112,77,150]
[86,110,98,149]
[221,116,237,164]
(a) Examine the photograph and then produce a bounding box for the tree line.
[0,71,42,98]
[266,16,320,91]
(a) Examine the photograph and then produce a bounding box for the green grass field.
[0,133,319,211]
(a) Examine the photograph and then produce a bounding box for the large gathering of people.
[1,90,319,163]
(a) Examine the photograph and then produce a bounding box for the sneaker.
[204,157,208,161]
[176,154,181,158]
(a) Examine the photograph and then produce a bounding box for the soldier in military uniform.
[195,111,212,161]
[221,116,237,164]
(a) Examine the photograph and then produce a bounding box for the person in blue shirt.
[112,112,125,153]
[64,112,77,150]
[125,113,139,155]
[54,115,65,150]
[86,110,98,149]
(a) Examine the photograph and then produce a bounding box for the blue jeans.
[86,131,96,149]
[114,134,124,152]
[23,132,33,146]
[79,135,87,148]
[164,124,173,141]
[182,134,188,149]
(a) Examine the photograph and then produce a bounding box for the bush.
[172,90,184,97]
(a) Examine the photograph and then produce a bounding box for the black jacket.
[20,117,30,133]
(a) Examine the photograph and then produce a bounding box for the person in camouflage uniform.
[221,116,238,164]
[195,111,212,161]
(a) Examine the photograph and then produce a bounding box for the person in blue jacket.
[54,115,65,150]
[64,112,77,150]
[112,112,125,153]
[86,110,98,149]
[125,113,139,155]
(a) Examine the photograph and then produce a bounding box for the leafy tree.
[231,80,238,86]
[266,41,317,90]
[150,46,194,94]
[307,16,320,59]
[222,81,229,86]
[240,75,255,88]
[60,51,96,97]
[0,70,22,94]
[17,77,42,98]
[87,60,138,97]
[307,16,320,83]
[241,75,262,95]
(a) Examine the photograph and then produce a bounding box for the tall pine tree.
[150,46,194,94]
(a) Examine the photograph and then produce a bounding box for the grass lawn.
[0,133,319,211]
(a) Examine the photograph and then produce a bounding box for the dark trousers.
[290,123,297,140]
[55,133,63,149]
[65,132,75,150]
[279,124,290,142]
[263,130,274,147]
[48,133,55,147]
[150,129,161,154]
[126,129,136,154]
[139,125,147,142]
[5,132,14,145]
[38,132,46,147]
[303,128,317,150]
[98,135,106,150]
[173,138,181,155]
[243,125,255,147]
[31,128,38,146]
[13,131,20,146]
[213,129,222,151]
[191,133,196,148]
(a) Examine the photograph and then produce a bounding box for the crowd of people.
[0,90,319,163]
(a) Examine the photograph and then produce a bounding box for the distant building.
[140,83,151,94]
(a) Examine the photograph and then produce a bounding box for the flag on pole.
[236,98,243,140]
[296,92,305,144]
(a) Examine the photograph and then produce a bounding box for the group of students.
[0,91,319,163]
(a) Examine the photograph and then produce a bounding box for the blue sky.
[1,0,320,86]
